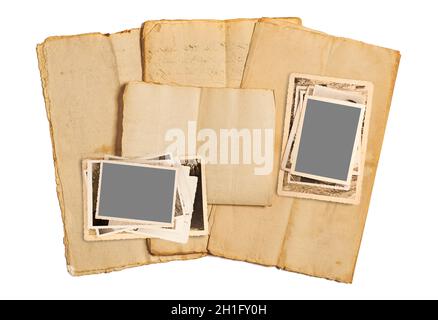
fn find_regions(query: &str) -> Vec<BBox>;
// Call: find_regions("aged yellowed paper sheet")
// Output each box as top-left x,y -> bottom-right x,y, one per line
37,30 -> 204,275
121,82 -> 275,206
142,17 -> 302,256
207,21 -> 400,283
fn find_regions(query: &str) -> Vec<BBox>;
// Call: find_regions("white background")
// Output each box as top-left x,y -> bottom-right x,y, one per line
0,0 -> 437,300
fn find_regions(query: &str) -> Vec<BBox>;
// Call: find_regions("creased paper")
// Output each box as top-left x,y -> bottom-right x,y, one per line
121,82 -> 275,206
141,17 -> 302,256
208,21 -> 400,283
37,30 -> 204,275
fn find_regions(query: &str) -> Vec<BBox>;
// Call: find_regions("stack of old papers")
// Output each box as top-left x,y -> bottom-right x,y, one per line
37,17 -> 400,282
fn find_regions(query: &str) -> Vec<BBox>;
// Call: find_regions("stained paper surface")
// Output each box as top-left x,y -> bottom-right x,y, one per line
208,21 -> 400,283
142,17 -> 302,256
37,30 -> 204,275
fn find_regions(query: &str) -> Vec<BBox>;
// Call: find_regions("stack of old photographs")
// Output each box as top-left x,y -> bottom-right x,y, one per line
277,74 -> 373,204
82,153 -> 208,243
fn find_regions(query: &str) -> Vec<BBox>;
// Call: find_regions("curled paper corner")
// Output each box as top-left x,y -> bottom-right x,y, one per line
67,264 -> 77,276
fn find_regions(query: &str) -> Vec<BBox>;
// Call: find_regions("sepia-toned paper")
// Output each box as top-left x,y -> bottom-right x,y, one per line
143,19 -> 400,282
207,21 -> 400,283
142,17 -> 302,256
121,82 -> 275,206
37,30 -> 204,275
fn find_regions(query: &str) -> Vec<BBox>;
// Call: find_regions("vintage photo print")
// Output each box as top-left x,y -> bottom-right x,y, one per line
180,156 -> 209,236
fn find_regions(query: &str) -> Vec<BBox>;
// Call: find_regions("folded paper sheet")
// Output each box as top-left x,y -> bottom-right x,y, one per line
37,30 -> 204,275
141,17 -> 302,256
207,21 -> 400,283
121,82 -> 275,206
